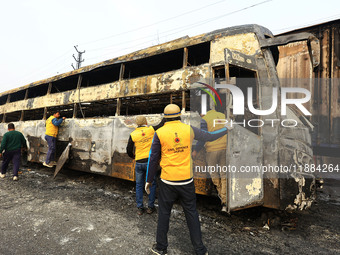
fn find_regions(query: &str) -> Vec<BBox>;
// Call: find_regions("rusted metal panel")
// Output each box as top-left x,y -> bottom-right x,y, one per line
111,151 -> 135,181
330,27 -> 340,146
278,20 -> 340,152
54,143 -> 71,178
318,30 -> 332,146
277,22 -> 340,151
277,42 -> 314,113
260,32 -> 320,68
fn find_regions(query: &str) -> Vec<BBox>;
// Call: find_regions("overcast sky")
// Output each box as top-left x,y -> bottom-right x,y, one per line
0,0 -> 339,93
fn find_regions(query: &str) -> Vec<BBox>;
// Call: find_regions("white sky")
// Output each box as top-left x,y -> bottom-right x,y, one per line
0,0 -> 339,93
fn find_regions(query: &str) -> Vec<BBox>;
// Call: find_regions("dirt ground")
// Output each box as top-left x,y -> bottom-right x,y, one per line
0,164 -> 339,255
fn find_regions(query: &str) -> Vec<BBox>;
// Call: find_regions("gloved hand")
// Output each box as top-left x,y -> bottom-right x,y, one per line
225,121 -> 234,130
145,182 -> 152,195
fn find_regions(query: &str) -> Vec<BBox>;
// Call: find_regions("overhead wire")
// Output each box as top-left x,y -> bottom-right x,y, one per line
87,0 -> 272,53
15,49 -> 73,85
273,13 -> 340,33
2,0 -> 229,90
85,0 -> 273,63
81,0 -> 227,45
4,0 -> 277,89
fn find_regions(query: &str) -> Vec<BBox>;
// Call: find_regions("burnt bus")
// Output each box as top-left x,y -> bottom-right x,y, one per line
0,24 -> 320,212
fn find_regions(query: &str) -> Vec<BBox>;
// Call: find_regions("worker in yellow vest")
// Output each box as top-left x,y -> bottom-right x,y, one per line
43,111 -> 65,168
126,116 -> 164,215
193,109 -> 227,212
145,104 -> 232,255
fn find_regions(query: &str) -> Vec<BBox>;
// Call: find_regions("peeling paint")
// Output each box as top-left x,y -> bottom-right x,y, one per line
246,178 -> 262,197
211,33 -> 260,64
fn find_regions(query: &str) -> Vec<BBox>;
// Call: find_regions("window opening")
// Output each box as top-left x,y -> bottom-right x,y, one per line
187,42 -> 210,66
81,64 -> 121,88
123,49 -> 183,79
27,84 -> 49,98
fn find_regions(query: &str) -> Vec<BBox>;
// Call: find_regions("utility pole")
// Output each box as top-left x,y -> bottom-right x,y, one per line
71,45 -> 85,70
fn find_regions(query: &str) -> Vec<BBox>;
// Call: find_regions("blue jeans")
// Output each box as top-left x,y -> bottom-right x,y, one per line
45,135 -> 56,164
135,162 -> 156,208
1,149 -> 21,177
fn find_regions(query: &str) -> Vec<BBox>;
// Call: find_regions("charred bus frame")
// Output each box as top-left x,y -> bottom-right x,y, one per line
0,25 -> 320,212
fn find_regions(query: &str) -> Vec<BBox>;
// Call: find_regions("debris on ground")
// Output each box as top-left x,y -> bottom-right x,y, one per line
0,164 -> 339,254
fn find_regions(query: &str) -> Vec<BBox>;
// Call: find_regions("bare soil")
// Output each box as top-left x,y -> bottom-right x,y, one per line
0,164 -> 339,255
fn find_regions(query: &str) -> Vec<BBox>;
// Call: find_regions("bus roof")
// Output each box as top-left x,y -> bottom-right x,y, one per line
0,24 -> 272,97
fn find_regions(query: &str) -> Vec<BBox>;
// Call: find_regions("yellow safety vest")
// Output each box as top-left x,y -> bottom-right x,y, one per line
156,120 -> 194,181
130,126 -> 155,161
45,116 -> 59,137
202,110 -> 227,152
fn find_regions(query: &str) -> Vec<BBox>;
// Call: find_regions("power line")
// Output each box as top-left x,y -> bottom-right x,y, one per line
5,0 -> 273,88
18,0 -> 272,80
81,0 -> 227,45
273,13 -> 340,34
86,0 -> 273,62
14,49 -> 73,84
87,0 -> 272,53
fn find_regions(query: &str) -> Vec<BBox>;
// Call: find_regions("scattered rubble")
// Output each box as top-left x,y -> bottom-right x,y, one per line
0,164 -> 339,254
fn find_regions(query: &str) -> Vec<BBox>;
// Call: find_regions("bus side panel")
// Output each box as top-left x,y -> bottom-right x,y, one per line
111,117 -> 135,181
59,119 -> 114,176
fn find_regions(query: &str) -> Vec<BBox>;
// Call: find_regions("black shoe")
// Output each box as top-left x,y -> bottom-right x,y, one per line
137,207 -> 144,215
150,244 -> 167,255
146,207 -> 155,214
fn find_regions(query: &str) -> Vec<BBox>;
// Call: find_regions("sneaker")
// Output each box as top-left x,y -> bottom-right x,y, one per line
150,244 -> 167,255
221,204 -> 227,212
146,207 -> 155,214
43,162 -> 53,168
137,207 -> 144,215
13,176 -> 18,181
0,173 -> 5,178
51,161 -> 57,166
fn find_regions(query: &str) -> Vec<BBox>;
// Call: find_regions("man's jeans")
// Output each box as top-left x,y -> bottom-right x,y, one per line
45,135 -> 56,164
1,149 -> 21,177
135,162 -> 156,208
